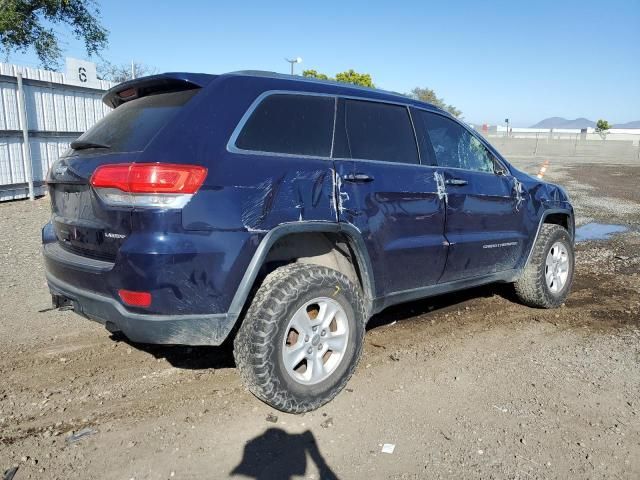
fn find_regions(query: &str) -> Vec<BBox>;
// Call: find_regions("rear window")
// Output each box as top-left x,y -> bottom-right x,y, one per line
72,89 -> 198,154
342,100 -> 419,164
234,94 -> 335,157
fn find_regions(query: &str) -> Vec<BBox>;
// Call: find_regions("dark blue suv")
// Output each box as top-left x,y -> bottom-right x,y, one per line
43,71 -> 574,412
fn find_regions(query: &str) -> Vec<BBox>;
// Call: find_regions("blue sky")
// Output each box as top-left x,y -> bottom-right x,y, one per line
7,0 -> 640,126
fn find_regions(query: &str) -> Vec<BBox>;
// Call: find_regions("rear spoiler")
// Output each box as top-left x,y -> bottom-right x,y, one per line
102,73 -> 217,108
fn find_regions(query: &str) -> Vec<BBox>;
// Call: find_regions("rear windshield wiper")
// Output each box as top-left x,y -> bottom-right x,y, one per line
70,140 -> 111,150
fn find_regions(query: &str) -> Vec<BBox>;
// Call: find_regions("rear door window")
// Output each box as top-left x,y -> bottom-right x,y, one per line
234,94 -> 335,157
71,89 -> 198,154
339,99 -> 419,164
416,111 -> 494,173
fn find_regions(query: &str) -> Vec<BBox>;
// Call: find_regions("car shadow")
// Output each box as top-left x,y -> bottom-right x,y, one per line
110,332 -> 236,370
115,282 -> 515,370
230,428 -> 339,479
366,282 -> 512,330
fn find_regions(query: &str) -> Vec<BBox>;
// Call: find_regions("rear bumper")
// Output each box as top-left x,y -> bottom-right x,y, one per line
41,216 -> 259,345
42,220 -> 257,317
46,271 -> 237,346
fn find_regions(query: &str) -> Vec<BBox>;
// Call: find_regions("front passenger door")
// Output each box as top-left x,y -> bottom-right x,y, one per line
414,110 -> 528,282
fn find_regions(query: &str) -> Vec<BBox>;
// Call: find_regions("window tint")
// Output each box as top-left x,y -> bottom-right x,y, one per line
235,94 -> 335,156
342,100 -> 419,164
72,89 -> 198,154
417,111 -> 494,173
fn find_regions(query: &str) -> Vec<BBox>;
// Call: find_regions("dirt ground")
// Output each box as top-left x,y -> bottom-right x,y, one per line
1,158 -> 639,480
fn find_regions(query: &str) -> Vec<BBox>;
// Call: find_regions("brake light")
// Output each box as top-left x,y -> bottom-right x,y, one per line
118,289 -> 152,307
90,163 -> 207,208
118,88 -> 137,99
92,163 -> 206,193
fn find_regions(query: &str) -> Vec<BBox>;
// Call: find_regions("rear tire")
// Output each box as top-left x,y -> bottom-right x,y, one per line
233,263 -> 365,413
514,224 -> 574,308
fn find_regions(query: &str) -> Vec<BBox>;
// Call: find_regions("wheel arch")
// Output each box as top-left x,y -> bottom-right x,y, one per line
543,211 -> 574,240
227,222 -> 376,323
520,207 -> 574,272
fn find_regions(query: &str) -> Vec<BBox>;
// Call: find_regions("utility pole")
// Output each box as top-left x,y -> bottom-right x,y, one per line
285,57 -> 302,75
131,60 -> 136,80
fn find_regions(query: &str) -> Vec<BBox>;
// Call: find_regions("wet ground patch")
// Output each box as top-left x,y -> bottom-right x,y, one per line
575,222 -> 628,242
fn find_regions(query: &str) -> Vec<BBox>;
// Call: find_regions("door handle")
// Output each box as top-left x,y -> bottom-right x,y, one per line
343,173 -> 374,183
444,178 -> 468,186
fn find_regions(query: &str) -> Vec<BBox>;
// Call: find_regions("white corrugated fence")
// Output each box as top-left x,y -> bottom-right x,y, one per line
0,62 -> 115,201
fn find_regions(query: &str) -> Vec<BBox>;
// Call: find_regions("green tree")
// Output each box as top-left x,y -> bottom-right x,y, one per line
0,0 -> 108,70
302,69 -> 329,81
595,119 -> 611,139
302,68 -> 374,88
335,69 -> 374,88
408,87 -> 462,117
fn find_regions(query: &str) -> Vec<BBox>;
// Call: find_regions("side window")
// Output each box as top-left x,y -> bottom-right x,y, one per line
466,135 -> 495,173
417,111 -> 494,173
341,100 -> 419,164
235,94 -> 335,157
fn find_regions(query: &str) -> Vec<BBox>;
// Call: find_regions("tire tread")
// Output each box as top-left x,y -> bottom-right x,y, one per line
233,263 -> 365,413
514,224 -> 573,308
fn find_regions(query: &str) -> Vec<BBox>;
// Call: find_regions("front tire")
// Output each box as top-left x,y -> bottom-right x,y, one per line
514,224 -> 574,308
233,263 -> 365,413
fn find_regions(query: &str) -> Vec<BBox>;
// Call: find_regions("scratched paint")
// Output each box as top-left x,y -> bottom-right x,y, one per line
434,171 -> 447,201
240,177 -> 286,229
335,173 -> 349,215
512,178 -> 525,212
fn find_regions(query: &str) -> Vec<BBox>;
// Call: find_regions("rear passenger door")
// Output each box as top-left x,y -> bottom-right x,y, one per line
333,98 -> 448,297
413,110 -> 528,282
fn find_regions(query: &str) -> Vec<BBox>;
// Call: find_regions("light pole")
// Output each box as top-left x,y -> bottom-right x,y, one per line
285,57 -> 302,75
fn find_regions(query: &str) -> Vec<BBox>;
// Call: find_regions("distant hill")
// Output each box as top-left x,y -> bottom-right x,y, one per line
613,120 -> 640,128
530,117 -> 640,129
530,117 -> 596,129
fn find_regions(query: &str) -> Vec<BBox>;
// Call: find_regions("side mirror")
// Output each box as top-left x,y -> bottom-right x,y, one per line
492,156 -> 508,176
495,165 -> 508,176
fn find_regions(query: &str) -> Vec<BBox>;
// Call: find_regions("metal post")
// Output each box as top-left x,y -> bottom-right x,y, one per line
285,58 -> 301,76
286,59 -> 295,75
16,72 -> 34,201
131,60 -> 136,79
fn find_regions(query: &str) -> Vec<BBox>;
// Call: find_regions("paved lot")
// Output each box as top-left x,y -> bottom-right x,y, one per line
1,157 -> 639,479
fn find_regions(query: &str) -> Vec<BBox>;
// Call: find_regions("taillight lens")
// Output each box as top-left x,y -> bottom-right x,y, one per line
118,289 -> 152,307
91,163 -> 207,208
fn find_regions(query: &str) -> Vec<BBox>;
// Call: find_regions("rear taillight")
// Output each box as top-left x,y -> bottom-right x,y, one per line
90,163 -> 207,208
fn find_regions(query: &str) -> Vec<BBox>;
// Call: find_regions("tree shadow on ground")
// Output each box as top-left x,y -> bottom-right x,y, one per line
230,428 -> 338,480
